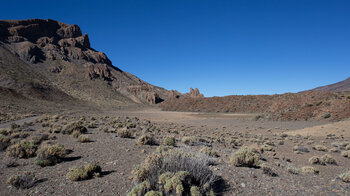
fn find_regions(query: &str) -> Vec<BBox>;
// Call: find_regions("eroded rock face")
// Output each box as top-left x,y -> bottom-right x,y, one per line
187,88 -> 204,98
0,19 -> 169,104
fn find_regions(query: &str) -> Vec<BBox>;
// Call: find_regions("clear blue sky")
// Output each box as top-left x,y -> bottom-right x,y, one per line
2,0 -> 350,97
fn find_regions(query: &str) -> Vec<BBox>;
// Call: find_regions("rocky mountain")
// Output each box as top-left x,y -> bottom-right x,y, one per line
309,77 -> 350,92
0,19 -> 169,108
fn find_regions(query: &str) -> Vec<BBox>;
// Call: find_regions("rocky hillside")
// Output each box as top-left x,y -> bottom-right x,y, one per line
161,91 -> 350,121
309,77 -> 350,92
0,19 -> 169,108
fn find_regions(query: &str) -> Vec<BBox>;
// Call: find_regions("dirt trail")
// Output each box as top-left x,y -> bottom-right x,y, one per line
0,116 -> 39,129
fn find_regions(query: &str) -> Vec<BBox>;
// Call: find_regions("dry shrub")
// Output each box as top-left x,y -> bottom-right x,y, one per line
301,166 -> 319,174
164,136 -> 176,147
129,149 -> 218,195
67,163 -> 101,181
312,145 -> 327,151
35,144 -> 66,167
117,128 -> 132,138
341,150 -> 350,158
230,146 -> 260,167
6,140 -> 38,158
200,147 -> 219,158
7,172 -> 36,189
138,135 -> 157,145
0,134 -> 11,151
62,121 -> 87,135
339,171 -> 350,183
78,135 -> 91,143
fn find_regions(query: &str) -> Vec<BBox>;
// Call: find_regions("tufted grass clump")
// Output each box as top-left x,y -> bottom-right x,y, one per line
341,150 -> 350,158
138,135 -> 157,145
78,135 -> 91,143
117,128 -> 132,138
6,140 -> 38,158
339,171 -> 350,183
7,172 -> 36,189
129,149 -> 218,195
200,147 -> 219,157
313,145 -> 327,151
164,136 -> 176,147
67,163 -> 102,181
230,146 -> 260,167
301,166 -> 319,174
35,144 -> 66,167
62,121 -> 87,135
0,134 -> 11,151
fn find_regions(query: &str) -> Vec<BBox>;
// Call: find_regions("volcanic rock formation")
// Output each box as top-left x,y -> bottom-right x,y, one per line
0,19 -> 169,105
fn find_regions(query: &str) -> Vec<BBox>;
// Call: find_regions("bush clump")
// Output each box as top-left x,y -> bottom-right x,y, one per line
200,147 -> 219,157
117,128 -> 132,138
6,140 -> 38,158
230,146 -> 260,167
35,144 -> 66,167
7,172 -> 36,189
164,136 -> 176,147
341,150 -> 350,158
301,166 -> 319,174
67,163 -> 102,181
63,121 -> 87,135
0,134 -> 11,151
138,135 -> 157,145
129,149 -> 218,195
313,145 -> 327,151
339,171 -> 350,183
78,135 -> 91,143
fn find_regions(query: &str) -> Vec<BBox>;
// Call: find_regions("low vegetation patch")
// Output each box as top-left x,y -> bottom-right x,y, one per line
138,135 -> 157,145
7,172 -> 36,189
312,145 -> 328,152
63,121 -> 87,135
200,147 -> 219,157
6,140 -> 38,158
117,128 -> 132,138
129,149 -> 218,195
339,171 -> 350,183
35,144 -> 66,167
301,166 -> 319,175
78,135 -> 91,143
230,146 -> 260,167
164,136 -> 176,147
67,163 -> 102,181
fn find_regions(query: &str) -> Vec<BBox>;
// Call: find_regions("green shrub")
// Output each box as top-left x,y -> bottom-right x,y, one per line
164,136 -> 176,147
67,163 -> 102,181
35,144 -> 66,167
230,146 -> 260,167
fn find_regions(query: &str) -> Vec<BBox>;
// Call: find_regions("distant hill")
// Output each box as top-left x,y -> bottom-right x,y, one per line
309,77 -> 350,92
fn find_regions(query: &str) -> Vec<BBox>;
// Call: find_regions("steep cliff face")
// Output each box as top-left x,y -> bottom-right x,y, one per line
0,19 -> 169,105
